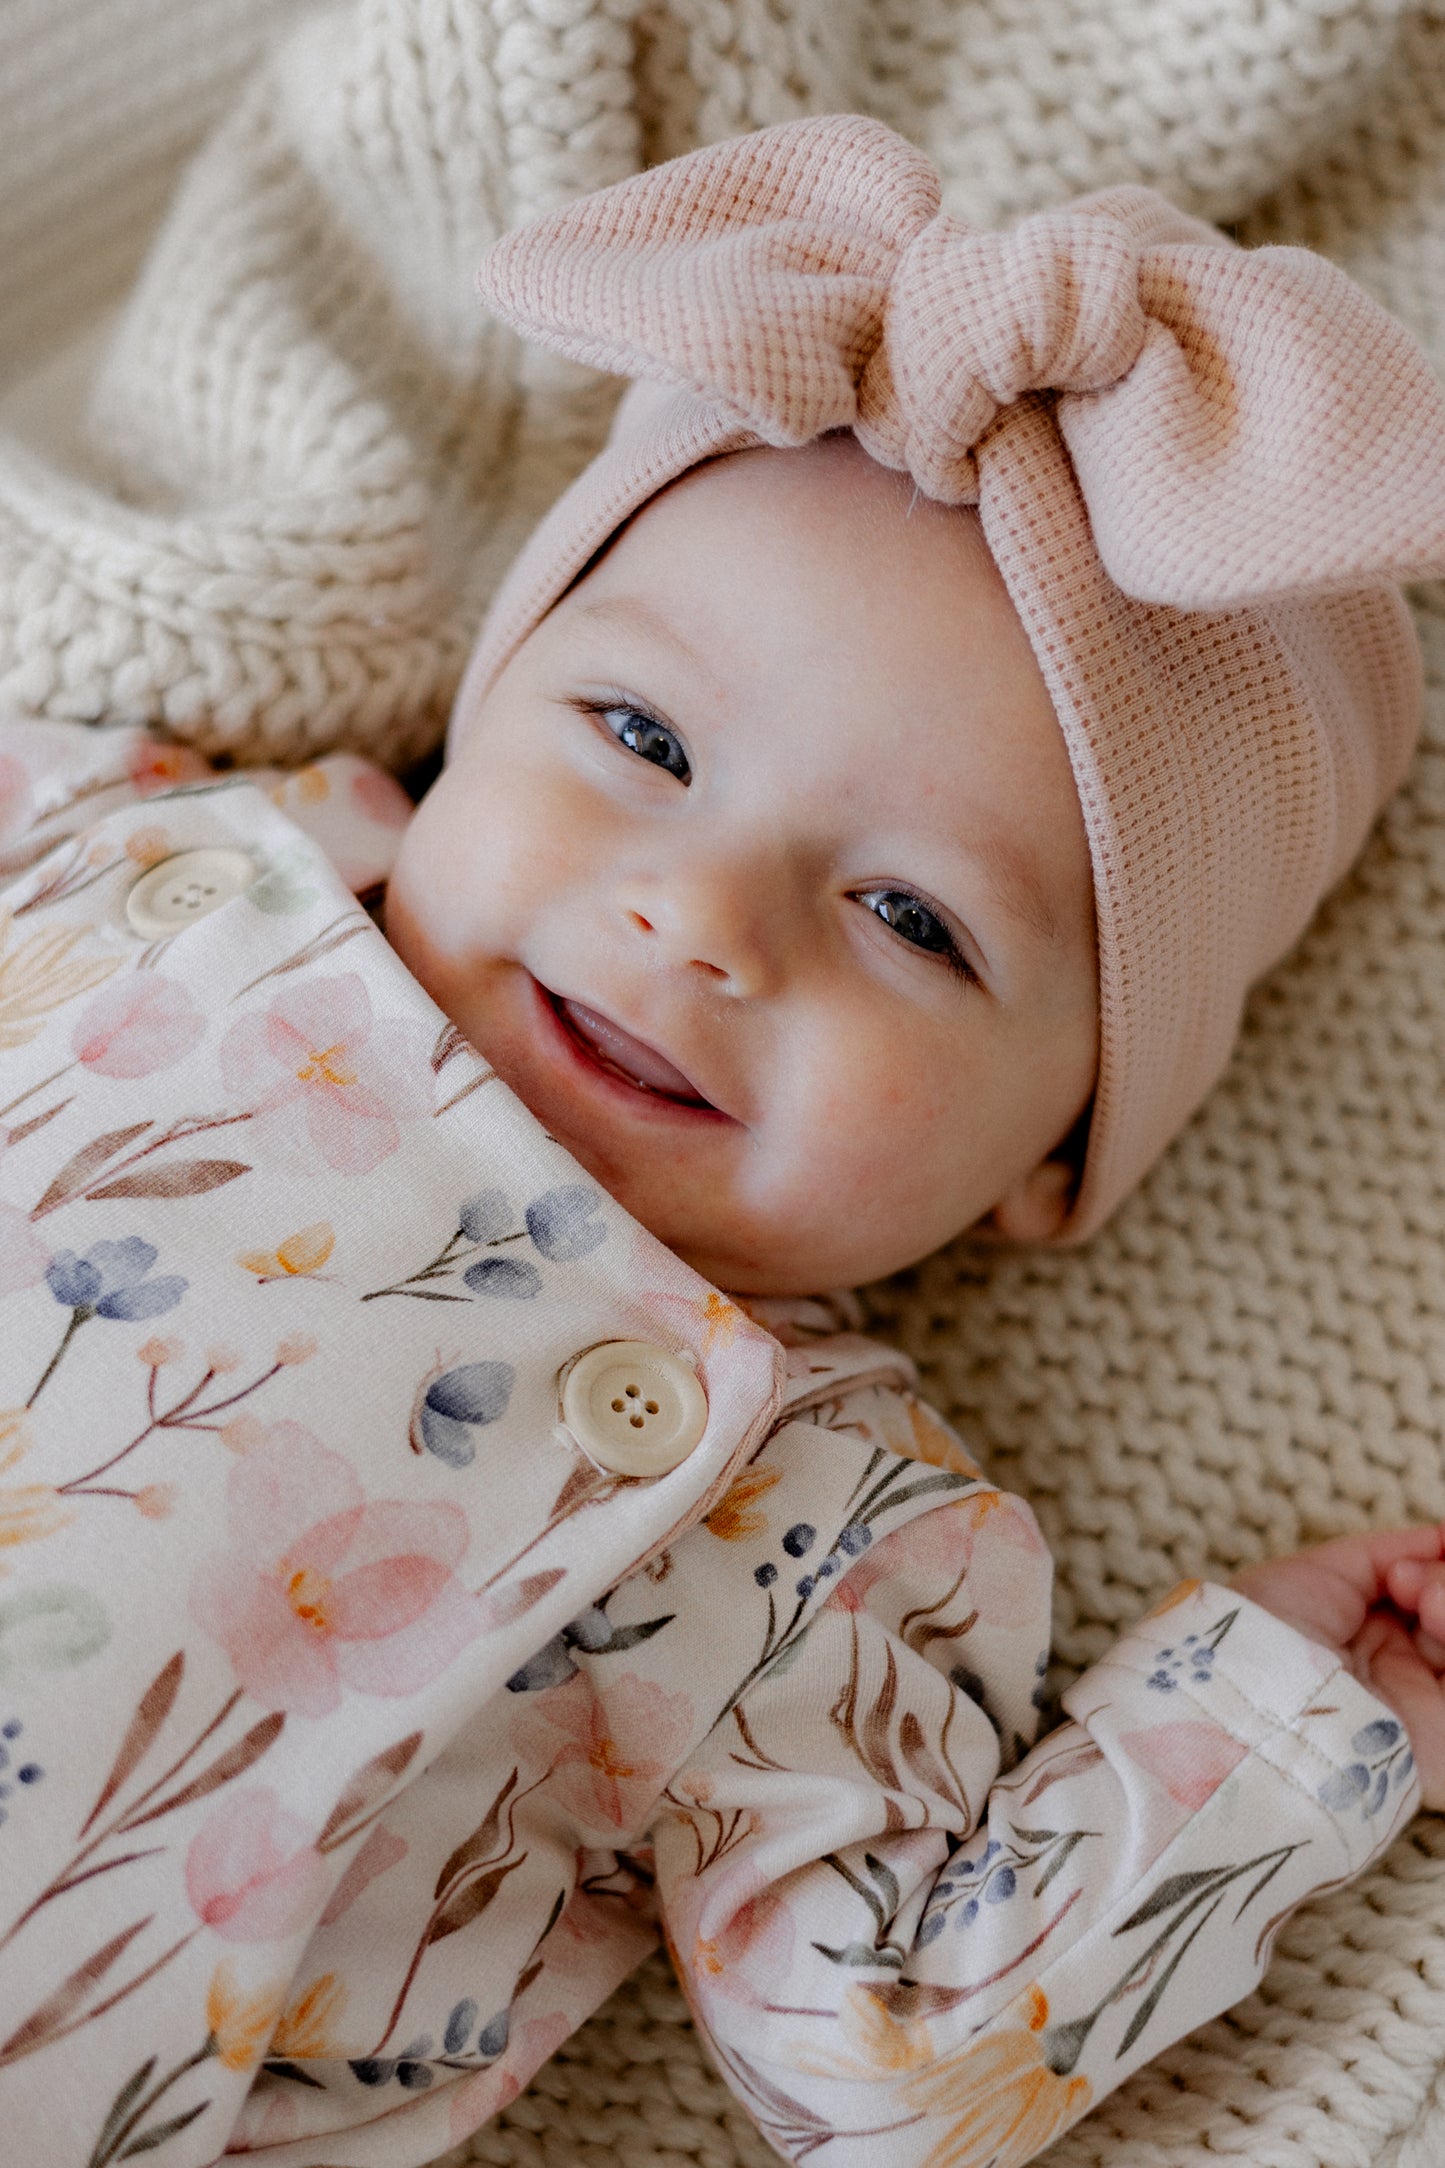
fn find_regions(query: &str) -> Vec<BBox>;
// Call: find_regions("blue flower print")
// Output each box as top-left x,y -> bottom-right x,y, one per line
1146,1633 -> 1221,1694
46,1238 -> 186,1322
506,1593 -> 677,1692
457,1189 -> 513,1244
365,1183 -> 607,1304
525,1186 -> 607,1263
415,1361 -> 515,1467
346,1999 -> 513,2091
476,2010 -> 510,2058
0,1715 -> 42,1830
463,1256 -> 543,1300
1317,1717 -> 1414,1819
29,1237 -> 187,1405
350,2035 -> 434,2090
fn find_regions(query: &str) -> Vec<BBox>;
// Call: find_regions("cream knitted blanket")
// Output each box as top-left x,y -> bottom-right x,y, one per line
3,4 -> 1445,2164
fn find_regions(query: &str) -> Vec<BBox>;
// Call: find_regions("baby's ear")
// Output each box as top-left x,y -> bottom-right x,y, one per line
973,1155 -> 1075,1245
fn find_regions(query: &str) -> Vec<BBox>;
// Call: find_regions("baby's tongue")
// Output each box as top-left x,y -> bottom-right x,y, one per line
560,999 -> 703,1099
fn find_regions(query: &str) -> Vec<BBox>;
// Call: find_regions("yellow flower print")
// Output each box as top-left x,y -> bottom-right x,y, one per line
698,1289 -> 745,1353
796,1983 -> 1091,2167
124,826 -> 173,869
205,1961 -> 285,2073
705,1464 -> 782,1542
0,1486 -> 72,1559
795,1981 -> 936,2082
894,1399 -> 982,1480
0,1409 -> 30,1474
902,1985 -> 1092,2168
271,765 -> 331,810
0,908 -> 117,1051
0,1410 -> 71,1567
270,1971 -> 347,2060
237,1222 -> 335,1285
1144,1578 -> 1204,1619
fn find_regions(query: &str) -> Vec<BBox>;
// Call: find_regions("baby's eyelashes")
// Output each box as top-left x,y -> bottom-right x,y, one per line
854,886 -> 979,986
586,697 -> 692,784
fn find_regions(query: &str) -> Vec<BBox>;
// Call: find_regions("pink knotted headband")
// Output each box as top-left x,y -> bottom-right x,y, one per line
455,113 -> 1445,1242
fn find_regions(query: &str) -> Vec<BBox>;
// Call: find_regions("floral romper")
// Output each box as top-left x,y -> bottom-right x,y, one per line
0,719 -> 1416,2168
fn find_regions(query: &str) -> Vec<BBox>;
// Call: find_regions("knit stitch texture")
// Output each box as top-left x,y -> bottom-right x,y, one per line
2,3 -> 1445,2165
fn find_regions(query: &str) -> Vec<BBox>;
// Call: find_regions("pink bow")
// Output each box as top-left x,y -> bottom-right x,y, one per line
478,114 -> 1445,608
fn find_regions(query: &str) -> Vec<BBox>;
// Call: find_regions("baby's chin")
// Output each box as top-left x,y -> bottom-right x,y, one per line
592,1162 -> 974,1295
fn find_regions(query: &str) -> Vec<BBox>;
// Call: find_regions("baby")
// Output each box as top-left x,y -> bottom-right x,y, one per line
4,111 -> 1445,2168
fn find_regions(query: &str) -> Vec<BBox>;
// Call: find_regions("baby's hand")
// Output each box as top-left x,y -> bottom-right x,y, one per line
1233,1524 -> 1445,1811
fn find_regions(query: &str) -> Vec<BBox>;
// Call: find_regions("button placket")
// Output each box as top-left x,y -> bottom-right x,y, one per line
124,847 -> 257,938
561,1341 -> 709,1478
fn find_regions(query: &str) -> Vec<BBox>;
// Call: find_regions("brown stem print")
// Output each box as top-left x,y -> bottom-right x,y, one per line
368,1765 -> 552,2055
0,1653 -> 283,1957
56,1346 -> 293,1499
30,1111 -> 253,1219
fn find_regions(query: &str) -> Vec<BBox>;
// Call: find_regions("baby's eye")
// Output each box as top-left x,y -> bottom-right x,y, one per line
856,887 -> 973,979
597,702 -> 692,785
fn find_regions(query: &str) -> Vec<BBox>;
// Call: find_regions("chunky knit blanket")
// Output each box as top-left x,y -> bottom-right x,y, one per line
3,4 -> 1445,2164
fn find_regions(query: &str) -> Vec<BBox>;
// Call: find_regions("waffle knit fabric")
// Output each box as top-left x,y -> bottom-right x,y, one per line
2,4 -> 1445,2166
458,112 -> 1445,1242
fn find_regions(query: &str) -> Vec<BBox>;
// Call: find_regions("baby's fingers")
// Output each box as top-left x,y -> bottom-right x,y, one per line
1351,1615 -> 1445,1810
1319,1524 -> 1445,1602
1385,1555 -> 1445,1642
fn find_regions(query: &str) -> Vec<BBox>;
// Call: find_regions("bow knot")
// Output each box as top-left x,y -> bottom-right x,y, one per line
478,112 -> 1445,607
858,206 -> 1156,502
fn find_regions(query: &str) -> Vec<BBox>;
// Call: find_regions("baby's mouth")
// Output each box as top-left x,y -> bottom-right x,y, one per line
548,991 -> 714,1107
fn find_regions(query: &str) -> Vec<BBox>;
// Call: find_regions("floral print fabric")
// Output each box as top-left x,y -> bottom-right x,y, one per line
0,721 -> 1418,2168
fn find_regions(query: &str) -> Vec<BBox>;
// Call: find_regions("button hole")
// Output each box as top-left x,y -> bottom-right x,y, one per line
625,1384 -> 640,1398
611,1398 -> 625,1412
644,1401 -> 659,1414
630,1415 -> 644,1429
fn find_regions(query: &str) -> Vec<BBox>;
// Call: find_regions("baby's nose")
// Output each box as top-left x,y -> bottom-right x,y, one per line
622,863 -> 779,997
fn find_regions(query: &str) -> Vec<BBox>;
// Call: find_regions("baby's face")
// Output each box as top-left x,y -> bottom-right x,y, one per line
386,437 -> 1098,1293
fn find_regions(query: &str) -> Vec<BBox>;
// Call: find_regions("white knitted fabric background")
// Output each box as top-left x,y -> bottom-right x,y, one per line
2,4 -> 1445,2165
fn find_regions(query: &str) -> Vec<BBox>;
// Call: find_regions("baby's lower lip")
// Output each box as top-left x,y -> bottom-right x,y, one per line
536,982 -> 719,1111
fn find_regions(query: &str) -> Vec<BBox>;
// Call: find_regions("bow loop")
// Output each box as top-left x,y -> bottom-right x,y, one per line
478,113 -> 1445,603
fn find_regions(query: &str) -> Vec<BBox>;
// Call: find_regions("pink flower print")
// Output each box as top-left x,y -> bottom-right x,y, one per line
516,1672 -> 693,1834
185,1786 -> 328,1942
1121,1721 -> 1249,1813
71,974 -> 205,1077
219,973 -> 433,1177
318,1822 -> 408,1927
828,1492 -> 1048,1633
446,2012 -> 573,2139
126,737 -> 212,796
191,1424 -> 481,1716
1120,1720 -> 1249,1869
350,764 -> 413,830
952,1491 -> 1050,1631
0,1202 -> 48,1299
690,1881 -> 798,2017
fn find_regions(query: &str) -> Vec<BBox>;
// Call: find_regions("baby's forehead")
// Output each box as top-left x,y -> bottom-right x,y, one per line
525,443 -> 1098,967
556,438 -> 1014,670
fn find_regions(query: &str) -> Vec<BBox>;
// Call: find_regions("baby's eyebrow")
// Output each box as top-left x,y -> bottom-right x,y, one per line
573,593 -> 722,691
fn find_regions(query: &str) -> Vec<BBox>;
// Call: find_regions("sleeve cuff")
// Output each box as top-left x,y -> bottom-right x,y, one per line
1066,1579 -> 1420,1876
